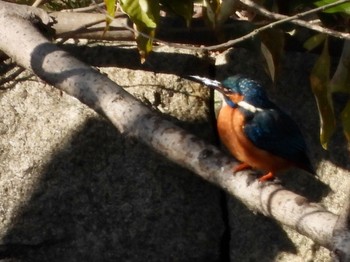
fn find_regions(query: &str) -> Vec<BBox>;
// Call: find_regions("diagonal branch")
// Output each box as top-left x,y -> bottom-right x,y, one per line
240,0 -> 350,39
205,0 -> 350,51
0,0 -> 342,251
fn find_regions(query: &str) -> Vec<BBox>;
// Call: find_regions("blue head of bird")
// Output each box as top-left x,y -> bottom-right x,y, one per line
220,75 -> 274,110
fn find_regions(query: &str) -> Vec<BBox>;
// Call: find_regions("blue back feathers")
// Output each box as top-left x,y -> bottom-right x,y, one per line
244,109 -> 314,173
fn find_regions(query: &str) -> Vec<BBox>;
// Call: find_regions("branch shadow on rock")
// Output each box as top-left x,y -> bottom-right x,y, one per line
0,117 -> 298,261
0,117 -> 222,261
60,44 -> 211,77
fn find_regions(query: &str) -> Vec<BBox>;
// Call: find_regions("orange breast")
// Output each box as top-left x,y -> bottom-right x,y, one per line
217,106 -> 292,172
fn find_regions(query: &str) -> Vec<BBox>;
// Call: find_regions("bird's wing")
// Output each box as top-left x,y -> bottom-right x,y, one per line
243,108 -> 313,171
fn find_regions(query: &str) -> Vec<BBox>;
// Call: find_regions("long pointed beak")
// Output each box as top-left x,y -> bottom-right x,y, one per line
187,75 -> 228,96
187,75 -> 241,109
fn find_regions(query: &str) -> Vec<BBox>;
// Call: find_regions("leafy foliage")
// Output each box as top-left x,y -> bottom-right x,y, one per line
119,0 -> 159,61
202,0 -> 237,28
104,0 -> 116,32
28,0 -> 349,146
102,0 -> 349,145
161,0 -> 193,26
314,0 -> 350,14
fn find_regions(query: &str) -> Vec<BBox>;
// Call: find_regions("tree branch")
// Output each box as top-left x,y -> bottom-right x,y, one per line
0,0 -> 343,252
205,0 -> 350,51
240,0 -> 350,39
50,12 -> 220,47
61,2 -> 105,12
51,12 -> 133,41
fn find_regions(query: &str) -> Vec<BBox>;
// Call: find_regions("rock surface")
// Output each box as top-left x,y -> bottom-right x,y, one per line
0,44 -> 224,261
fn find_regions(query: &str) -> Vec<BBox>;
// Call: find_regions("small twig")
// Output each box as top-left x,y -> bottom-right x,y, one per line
0,66 -> 29,90
121,22 -> 202,50
56,18 -> 107,44
55,12 -> 127,44
204,0 -> 350,51
240,0 -> 350,40
32,0 -> 47,8
61,2 -> 105,12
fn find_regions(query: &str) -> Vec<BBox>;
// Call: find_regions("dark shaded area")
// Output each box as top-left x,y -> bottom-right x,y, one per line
156,18 -> 261,50
227,197 -> 297,261
156,16 -> 345,57
0,116 -> 298,262
60,43 -> 210,77
0,118 -> 224,261
156,17 -> 221,46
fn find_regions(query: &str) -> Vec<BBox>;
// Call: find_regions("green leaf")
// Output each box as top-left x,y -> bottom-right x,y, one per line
330,41 -> 350,94
314,0 -> 350,14
261,43 -> 275,82
216,0 -> 237,27
332,41 -> 350,143
119,0 -> 160,60
120,0 -> 159,28
161,0 -> 193,27
341,100 -> 350,142
203,0 -> 237,29
104,0 -> 116,32
135,25 -> 155,63
203,0 -> 220,28
303,33 -> 327,51
260,29 -> 285,82
310,38 -> 336,149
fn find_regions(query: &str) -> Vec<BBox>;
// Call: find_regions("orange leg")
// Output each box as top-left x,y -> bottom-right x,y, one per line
258,172 -> 275,182
233,163 -> 252,173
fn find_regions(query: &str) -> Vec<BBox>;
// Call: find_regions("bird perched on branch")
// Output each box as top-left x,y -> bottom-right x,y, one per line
189,75 -> 315,182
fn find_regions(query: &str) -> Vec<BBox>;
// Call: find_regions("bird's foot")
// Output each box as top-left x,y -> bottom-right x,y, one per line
233,163 -> 252,173
258,172 -> 275,182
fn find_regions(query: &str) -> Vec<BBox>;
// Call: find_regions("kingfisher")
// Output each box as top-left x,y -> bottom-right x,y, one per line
189,75 -> 315,181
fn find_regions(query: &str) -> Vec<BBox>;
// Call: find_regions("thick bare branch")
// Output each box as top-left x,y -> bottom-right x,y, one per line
0,0 -> 342,252
50,12 -> 220,47
51,12 -> 134,41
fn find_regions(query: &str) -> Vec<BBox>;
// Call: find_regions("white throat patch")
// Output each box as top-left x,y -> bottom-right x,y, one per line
218,92 -> 263,113
237,101 -> 263,113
